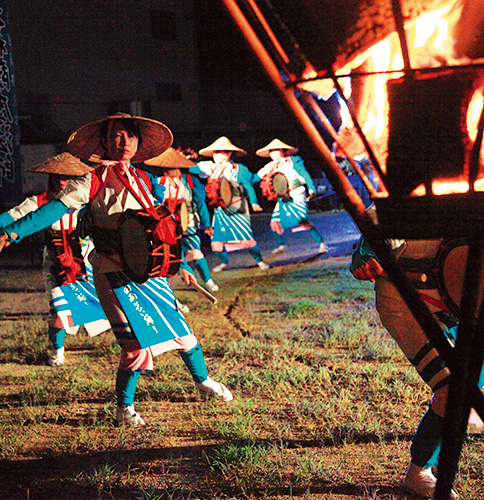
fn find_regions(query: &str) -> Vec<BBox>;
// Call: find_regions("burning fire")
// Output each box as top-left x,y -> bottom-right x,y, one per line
328,0 -> 484,197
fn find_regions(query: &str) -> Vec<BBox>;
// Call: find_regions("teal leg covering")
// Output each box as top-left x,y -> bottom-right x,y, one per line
214,250 -> 229,265
248,244 -> 263,263
449,325 -> 484,388
410,407 -> 443,468
272,230 -> 285,246
179,343 -> 208,384
116,369 -> 141,407
308,226 -> 324,244
194,258 -> 212,283
48,327 -> 66,350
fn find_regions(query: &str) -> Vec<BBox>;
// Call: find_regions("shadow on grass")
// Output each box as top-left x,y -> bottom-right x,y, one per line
0,438 -> 410,500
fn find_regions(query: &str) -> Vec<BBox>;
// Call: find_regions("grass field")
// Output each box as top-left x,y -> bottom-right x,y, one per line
0,256 -> 482,499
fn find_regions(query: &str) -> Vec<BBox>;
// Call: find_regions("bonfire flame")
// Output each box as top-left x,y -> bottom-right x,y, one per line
328,0 -> 484,197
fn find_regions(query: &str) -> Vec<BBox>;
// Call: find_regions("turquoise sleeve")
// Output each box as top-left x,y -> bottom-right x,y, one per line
0,211 -> 15,230
238,164 -> 259,205
293,156 -> 316,192
191,175 -> 211,227
151,183 -> 166,204
2,199 -> 69,243
189,165 -> 203,175
180,251 -> 192,273
350,237 -> 379,272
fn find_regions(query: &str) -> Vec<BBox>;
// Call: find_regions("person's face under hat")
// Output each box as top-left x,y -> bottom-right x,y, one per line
269,149 -> 286,161
164,167 -> 182,179
213,150 -> 232,163
106,121 -> 139,162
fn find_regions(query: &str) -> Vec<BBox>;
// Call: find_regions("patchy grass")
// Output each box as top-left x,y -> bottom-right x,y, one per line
0,256 -> 482,499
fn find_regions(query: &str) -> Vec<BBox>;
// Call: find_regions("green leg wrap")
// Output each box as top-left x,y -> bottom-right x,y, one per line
248,244 -> 263,263
194,258 -> 212,283
308,226 -> 324,244
214,250 -> 229,265
48,327 -> 66,350
272,231 -> 285,246
410,407 -> 443,469
179,343 -> 208,384
116,369 -> 141,407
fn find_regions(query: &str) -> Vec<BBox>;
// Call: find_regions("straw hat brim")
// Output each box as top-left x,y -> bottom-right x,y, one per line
67,113 -> 173,163
256,138 -> 298,158
28,152 -> 93,176
144,147 -> 197,169
198,136 -> 247,157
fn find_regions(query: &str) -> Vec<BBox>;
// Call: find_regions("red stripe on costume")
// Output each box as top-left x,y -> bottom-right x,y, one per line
36,191 -> 50,207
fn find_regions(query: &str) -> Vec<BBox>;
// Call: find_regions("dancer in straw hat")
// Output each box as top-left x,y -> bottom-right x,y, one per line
0,114 -> 233,425
189,136 -> 269,272
145,147 -> 220,293
0,152 -> 110,366
253,139 -> 328,255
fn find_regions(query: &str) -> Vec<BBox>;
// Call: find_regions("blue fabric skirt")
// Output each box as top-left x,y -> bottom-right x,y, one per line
182,227 -> 202,252
56,279 -> 108,327
272,199 -> 309,230
212,207 -> 255,242
107,272 -> 192,349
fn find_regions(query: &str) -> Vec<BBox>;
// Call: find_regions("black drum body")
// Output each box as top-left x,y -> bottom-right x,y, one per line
118,207 -> 182,283
436,239 -> 484,318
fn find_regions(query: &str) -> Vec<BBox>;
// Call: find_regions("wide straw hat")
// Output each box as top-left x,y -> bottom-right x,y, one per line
144,147 -> 197,169
256,138 -> 299,158
67,113 -> 173,163
198,136 -> 247,157
28,152 -> 93,176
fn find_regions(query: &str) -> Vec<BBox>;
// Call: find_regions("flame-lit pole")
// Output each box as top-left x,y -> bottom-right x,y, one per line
390,0 -> 413,75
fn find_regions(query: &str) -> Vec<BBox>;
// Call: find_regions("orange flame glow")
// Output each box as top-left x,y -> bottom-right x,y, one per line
336,0 -> 484,197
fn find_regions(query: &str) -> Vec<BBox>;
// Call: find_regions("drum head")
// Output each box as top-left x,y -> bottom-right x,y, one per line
437,240 -> 484,317
179,201 -> 189,232
219,178 -> 233,206
119,213 -> 152,283
271,172 -> 289,196
219,177 -> 244,214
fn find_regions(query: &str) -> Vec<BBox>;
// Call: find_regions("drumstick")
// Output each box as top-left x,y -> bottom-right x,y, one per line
191,281 -> 218,304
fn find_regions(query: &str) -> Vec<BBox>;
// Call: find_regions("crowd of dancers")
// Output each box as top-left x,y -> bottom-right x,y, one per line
0,112 -> 480,498
0,113 -> 327,422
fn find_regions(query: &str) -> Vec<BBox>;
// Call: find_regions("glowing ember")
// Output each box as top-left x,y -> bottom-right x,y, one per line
335,0 -> 484,198
335,0 -> 468,171
467,90 -> 484,142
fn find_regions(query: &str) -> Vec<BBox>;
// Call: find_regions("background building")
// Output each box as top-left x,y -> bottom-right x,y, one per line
4,0 -> 339,201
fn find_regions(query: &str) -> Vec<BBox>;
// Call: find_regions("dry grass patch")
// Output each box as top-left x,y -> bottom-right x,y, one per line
0,257 -> 483,499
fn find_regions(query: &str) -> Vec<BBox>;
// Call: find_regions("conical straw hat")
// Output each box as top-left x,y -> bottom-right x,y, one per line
28,152 -> 93,176
198,136 -> 247,157
256,138 -> 298,158
144,147 -> 197,169
67,113 -> 173,163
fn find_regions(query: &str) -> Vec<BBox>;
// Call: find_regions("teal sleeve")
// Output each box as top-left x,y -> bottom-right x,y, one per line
180,251 -> 192,273
0,211 -> 15,230
191,175 -> 211,227
350,237 -> 379,272
2,199 -> 69,243
292,156 -> 316,192
136,169 -> 166,204
252,172 -> 262,183
189,165 -> 203,175
237,164 -> 259,206
151,183 -> 166,204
